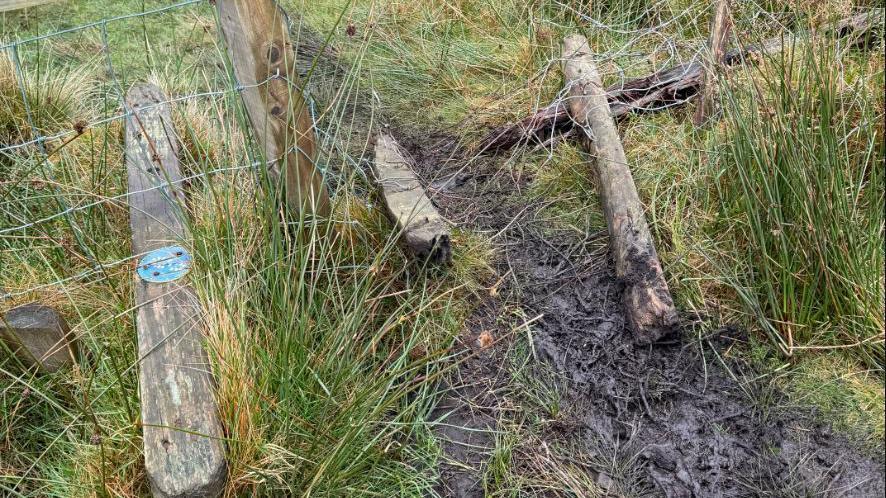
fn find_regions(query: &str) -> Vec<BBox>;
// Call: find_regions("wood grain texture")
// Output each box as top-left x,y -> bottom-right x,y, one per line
125,83 -> 226,498
373,132 -> 451,264
0,303 -> 76,373
562,35 -> 678,343
0,0 -> 58,12
216,0 -> 331,217
693,0 -> 732,126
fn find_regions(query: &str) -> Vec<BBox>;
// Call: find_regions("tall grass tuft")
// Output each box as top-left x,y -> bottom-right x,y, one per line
186,166 -> 486,494
718,40 -> 884,368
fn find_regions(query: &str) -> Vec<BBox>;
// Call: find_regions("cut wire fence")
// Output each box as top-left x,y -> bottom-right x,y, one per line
0,0 -> 720,302
0,0 -> 372,304
1,1 -> 882,495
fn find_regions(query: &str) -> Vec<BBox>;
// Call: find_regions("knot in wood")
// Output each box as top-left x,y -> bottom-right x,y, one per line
266,43 -> 281,64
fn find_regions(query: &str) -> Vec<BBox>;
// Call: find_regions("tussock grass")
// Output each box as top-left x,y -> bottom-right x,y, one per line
1,0 -> 884,495
3,2 -> 495,495
0,52 -> 89,146
188,185 -> 489,494
718,40 -> 884,367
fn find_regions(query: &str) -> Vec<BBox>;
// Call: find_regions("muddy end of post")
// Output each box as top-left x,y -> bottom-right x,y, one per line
620,229 -> 680,343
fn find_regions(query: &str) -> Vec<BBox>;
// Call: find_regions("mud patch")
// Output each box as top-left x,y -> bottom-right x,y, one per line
399,129 -> 885,497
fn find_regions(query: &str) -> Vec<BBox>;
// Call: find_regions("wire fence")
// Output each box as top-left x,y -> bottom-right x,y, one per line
0,0 -> 800,303
0,0 -> 378,302
5,3 -> 884,494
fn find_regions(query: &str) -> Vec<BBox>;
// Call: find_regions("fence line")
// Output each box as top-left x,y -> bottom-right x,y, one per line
1,0 -> 713,299
0,0 -> 204,51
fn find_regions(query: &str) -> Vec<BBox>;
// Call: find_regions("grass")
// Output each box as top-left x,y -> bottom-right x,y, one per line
718,39 -> 884,367
187,183 -> 490,494
3,1 -> 495,495
1,0 -> 884,495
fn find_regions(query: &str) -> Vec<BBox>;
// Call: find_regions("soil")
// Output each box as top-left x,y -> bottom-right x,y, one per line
395,129 -> 886,498
294,14 -> 885,495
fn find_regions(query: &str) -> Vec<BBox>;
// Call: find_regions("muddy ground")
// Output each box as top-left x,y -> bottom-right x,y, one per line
394,129 -> 886,497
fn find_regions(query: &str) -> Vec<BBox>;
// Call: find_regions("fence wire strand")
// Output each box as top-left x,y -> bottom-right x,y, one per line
1,0 -> 727,302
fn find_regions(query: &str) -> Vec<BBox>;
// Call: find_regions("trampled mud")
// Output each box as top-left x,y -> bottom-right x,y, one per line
398,130 -> 886,497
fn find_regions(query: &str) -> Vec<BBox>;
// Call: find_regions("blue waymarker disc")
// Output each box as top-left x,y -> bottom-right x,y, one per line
137,245 -> 192,283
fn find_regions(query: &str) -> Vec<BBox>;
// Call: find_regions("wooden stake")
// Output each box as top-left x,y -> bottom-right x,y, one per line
216,0 -> 331,218
693,0 -> 732,126
125,83 -> 226,498
562,35 -> 678,342
0,303 -> 76,373
0,0 -> 58,12
373,132 -> 451,264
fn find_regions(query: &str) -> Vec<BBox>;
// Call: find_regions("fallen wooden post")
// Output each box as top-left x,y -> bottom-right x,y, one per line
125,83 -> 226,498
563,34 -> 678,342
373,132 -> 451,264
216,0 -> 331,218
478,10 -> 884,153
0,303 -> 77,372
0,0 -> 59,12
693,0 -> 732,126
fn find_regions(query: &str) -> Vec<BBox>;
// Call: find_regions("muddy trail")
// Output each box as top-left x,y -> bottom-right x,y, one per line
392,129 -> 886,497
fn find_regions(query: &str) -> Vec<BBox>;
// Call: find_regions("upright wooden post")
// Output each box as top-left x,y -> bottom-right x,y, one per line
216,0 -> 331,217
0,303 -> 77,373
562,35 -> 679,343
125,83 -> 226,497
693,0 -> 732,126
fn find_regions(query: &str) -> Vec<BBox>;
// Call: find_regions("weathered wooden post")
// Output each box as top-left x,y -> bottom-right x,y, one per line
373,132 -> 451,264
0,303 -> 77,372
216,0 -> 331,218
562,34 -> 679,343
0,0 -> 58,12
693,0 -> 732,126
125,83 -> 226,497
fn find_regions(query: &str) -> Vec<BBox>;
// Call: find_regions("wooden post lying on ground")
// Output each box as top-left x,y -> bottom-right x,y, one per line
562,35 -> 678,342
0,303 -> 77,372
216,0 -> 331,218
0,0 -> 58,12
478,10 -> 884,152
693,0 -> 732,126
125,83 -> 226,498
373,132 -> 451,264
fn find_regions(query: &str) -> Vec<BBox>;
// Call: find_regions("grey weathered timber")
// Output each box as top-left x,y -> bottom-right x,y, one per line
693,0 -> 732,126
479,10 -> 885,152
0,0 -> 58,12
562,35 -> 678,342
125,83 -> 226,498
373,132 -> 451,264
216,0 -> 331,217
0,303 -> 76,372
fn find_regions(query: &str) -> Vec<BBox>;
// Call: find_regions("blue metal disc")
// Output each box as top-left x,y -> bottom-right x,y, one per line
137,245 -> 192,283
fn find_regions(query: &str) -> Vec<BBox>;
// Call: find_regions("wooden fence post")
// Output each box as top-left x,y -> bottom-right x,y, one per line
373,132 -> 451,264
0,303 -> 77,373
216,0 -> 332,218
693,0 -> 732,126
125,83 -> 226,497
562,35 -> 679,343
0,0 -> 59,13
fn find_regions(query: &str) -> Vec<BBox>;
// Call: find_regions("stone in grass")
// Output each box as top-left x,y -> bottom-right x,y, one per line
0,303 -> 77,372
